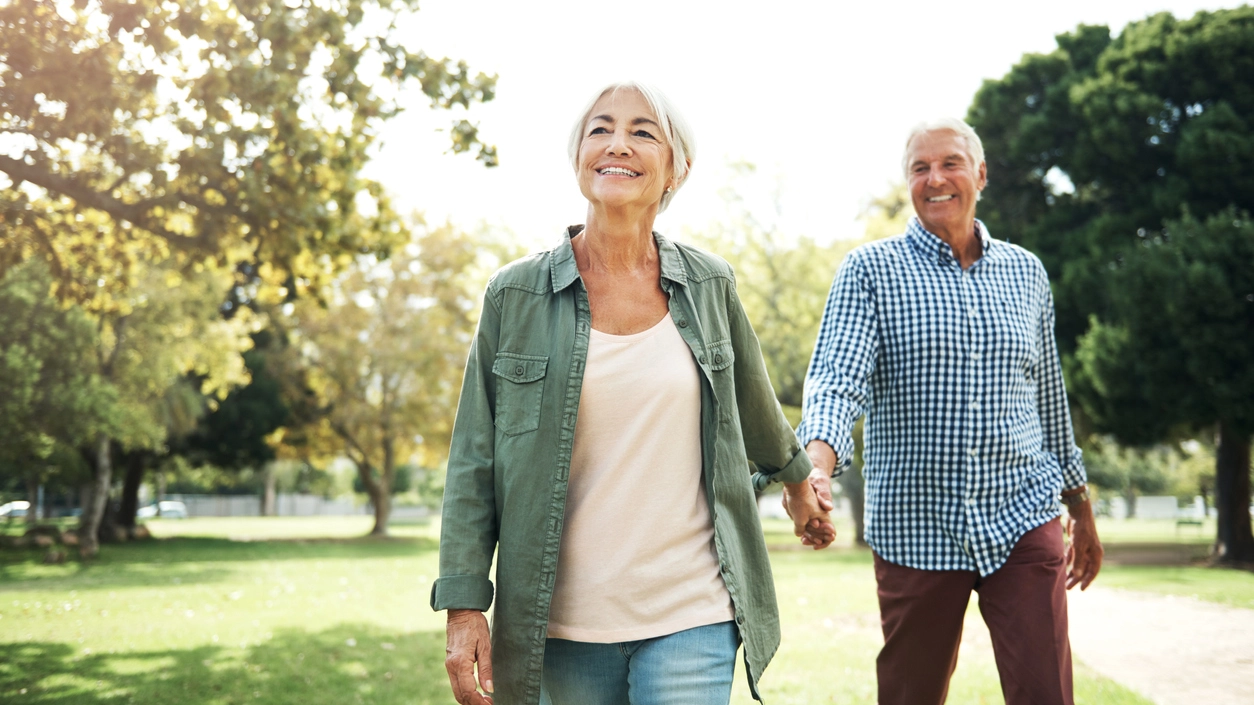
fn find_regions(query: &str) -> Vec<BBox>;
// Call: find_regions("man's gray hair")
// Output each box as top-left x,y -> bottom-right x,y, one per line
568,81 -> 695,213
902,117 -> 986,178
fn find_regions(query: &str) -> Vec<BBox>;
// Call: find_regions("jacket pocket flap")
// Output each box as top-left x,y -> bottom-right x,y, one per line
492,353 -> 549,383
707,340 -> 735,371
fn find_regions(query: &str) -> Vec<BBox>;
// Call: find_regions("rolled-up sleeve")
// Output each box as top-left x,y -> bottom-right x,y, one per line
724,274 -> 813,488
431,286 -> 502,612
1034,279 -> 1087,491
797,252 -> 879,476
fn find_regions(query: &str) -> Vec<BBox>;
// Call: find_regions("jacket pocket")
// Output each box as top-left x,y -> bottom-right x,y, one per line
707,340 -> 735,371
492,352 -> 549,436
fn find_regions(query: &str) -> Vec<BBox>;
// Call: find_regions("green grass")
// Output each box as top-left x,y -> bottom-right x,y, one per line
2,518 -> 449,704
2,515 -> 1249,704
2,516 -> 1163,704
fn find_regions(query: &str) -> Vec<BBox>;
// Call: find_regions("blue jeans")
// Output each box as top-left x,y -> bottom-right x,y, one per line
539,621 -> 739,705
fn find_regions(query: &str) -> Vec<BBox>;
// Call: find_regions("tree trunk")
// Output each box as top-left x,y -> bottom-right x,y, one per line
357,461 -> 391,537
25,478 -> 38,525
261,464 -> 277,516
78,433 -> 113,558
1124,486 -> 1138,520
117,452 -> 145,537
1214,420 -> 1254,563
370,487 -> 390,536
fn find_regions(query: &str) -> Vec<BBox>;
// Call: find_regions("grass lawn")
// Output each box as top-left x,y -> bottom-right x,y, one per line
1089,517 -> 1254,610
2,515 -> 1239,704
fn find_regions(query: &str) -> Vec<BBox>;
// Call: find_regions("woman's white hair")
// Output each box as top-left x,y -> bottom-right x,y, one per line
902,117 -> 986,178
568,81 -> 695,213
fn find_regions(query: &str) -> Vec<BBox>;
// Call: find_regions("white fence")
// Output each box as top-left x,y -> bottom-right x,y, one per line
170,493 -> 363,518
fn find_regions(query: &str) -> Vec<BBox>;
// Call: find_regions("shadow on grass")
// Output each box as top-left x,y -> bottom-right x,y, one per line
0,536 -> 439,592
1,623 -> 452,705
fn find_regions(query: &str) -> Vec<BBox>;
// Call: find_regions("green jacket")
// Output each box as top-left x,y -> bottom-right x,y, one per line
431,227 -> 813,704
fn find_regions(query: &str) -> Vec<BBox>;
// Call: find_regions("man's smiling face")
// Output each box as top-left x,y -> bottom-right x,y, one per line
907,129 -> 987,238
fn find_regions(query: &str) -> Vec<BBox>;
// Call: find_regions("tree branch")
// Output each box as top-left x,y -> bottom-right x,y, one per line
0,155 -> 214,251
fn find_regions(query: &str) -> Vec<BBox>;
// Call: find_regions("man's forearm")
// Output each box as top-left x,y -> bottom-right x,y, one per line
806,440 -> 838,476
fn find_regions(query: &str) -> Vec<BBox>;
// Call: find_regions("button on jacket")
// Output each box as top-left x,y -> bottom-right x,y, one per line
797,218 -> 1086,577
432,226 -> 813,704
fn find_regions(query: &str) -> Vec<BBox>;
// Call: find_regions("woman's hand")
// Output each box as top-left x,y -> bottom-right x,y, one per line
445,609 -> 494,705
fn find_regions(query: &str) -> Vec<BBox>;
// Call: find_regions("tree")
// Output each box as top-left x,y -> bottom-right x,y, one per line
1,0 -> 496,307
280,222 -> 496,535
0,261 -> 112,519
1,0 -> 496,554
76,262 -> 255,555
968,9 -> 1254,562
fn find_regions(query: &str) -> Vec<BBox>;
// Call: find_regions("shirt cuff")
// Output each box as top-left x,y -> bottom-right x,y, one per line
797,421 -> 854,477
1060,448 -> 1087,493
430,574 -> 494,612
750,446 -> 814,491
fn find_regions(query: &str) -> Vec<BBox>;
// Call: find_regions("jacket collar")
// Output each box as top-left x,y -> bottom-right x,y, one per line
550,224 -> 688,292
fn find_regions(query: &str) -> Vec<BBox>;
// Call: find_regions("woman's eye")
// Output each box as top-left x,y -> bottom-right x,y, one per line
589,127 -> 609,135
635,130 -> 656,140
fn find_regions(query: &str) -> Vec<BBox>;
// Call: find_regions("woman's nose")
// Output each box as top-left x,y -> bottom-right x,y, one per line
606,129 -> 632,155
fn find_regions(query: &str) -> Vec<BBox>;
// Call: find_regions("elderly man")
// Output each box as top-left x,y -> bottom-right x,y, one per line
792,118 -> 1103,705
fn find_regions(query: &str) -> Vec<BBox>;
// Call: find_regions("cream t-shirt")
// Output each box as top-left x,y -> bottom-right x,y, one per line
546,314 -> 735,643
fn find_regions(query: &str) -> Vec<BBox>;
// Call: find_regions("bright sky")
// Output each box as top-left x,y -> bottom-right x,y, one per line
364,0 -> 1232,251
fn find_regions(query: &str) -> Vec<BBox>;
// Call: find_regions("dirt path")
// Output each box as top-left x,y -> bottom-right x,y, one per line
1065,587 -> 1254,704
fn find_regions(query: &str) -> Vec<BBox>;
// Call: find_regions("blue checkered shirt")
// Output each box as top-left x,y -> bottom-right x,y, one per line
797,218 -> 1086,576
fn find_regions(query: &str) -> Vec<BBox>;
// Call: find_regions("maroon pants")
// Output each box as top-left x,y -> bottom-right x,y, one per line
874,519 -> 1072,705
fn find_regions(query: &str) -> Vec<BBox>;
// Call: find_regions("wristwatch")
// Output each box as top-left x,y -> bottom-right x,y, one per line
1060,487 -> 1090,507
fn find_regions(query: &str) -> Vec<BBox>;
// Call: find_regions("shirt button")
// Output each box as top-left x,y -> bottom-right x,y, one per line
970,401 -> 980,410
699,355 -> 707,364
714,354 -> 723,364
970,352 -> 980,360
515,365 -> 524,376
735,613 -> 744,625
968,307 -> 977,317
968,448 -> 978,457
678,319 -> 688,328
965,497 -> 975,506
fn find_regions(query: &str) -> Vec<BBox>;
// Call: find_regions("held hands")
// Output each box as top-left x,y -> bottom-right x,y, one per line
445,609 -> 494,705
1064,500 -> 1104,590
782,446 -> 837,549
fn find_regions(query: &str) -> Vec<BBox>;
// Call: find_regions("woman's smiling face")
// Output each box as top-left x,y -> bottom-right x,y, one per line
576,88 -> 674,213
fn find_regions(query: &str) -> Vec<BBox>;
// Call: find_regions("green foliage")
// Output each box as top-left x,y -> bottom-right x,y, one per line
0,0 -> 497,308
177,338 -> 291,471
684,164 -> 874,407
969,8 -> 1254,354
1083,437 -> 1170,498
1072,208 -> 1254,442
277,221 -> 510,531
0,261 -> 112,486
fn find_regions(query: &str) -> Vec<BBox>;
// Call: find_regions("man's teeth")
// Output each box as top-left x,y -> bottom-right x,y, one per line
927,195 -> 955,202
599,167 -> 639,177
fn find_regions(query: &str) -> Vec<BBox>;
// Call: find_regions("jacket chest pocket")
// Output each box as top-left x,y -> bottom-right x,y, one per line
492,353 -> 549,436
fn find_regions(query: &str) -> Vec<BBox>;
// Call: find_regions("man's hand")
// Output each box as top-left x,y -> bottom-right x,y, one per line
445,609 -> 493,705
782,476 -> 836,550
1064,500 -> 1103,590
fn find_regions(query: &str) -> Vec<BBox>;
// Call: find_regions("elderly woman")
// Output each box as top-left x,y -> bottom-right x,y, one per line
432,81 -> 834,705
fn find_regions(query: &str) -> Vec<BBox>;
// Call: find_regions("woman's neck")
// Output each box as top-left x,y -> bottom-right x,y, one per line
577,206 -> 659,274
